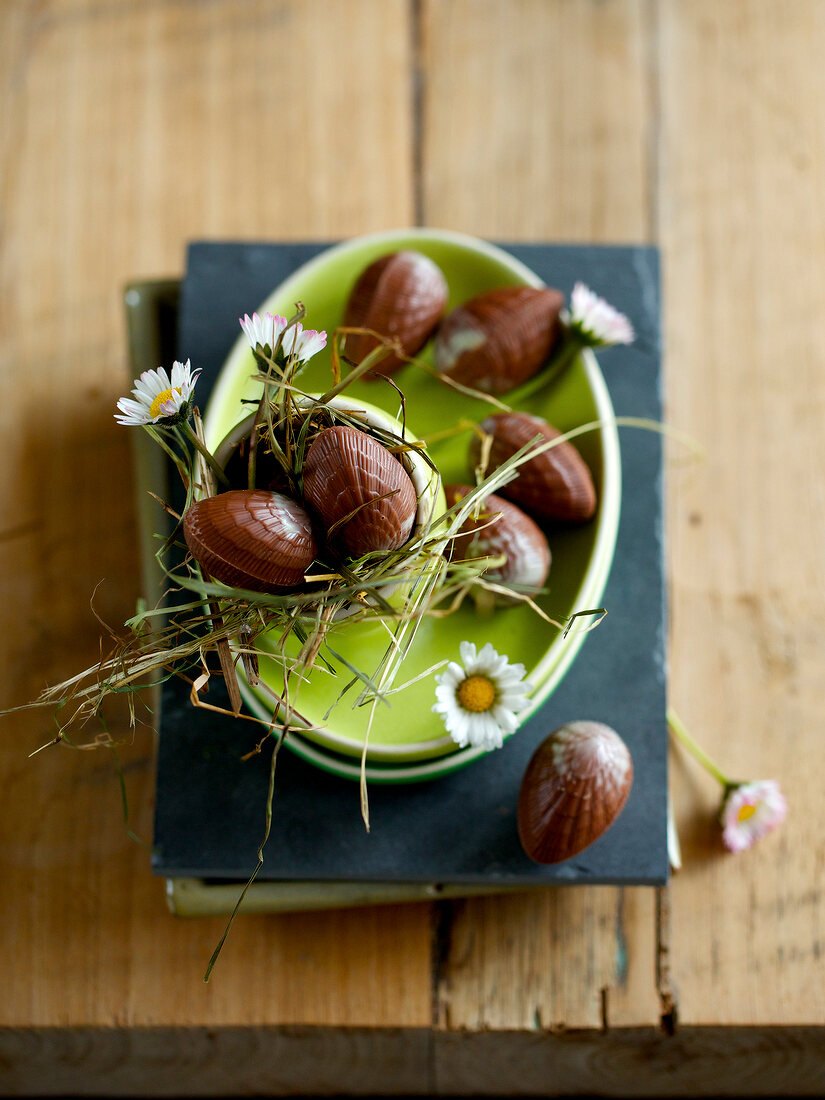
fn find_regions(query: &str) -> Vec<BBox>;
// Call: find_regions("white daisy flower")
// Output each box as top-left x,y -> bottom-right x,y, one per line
432,640 -> 533,751
239,312 -> 288,352
280,322 -> 328,363
114,359 -> 201,426
568,282 -> 634,346
720,779 -> 787,854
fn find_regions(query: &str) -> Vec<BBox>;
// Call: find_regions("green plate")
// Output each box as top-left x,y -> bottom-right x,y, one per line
203,229 -> 621,774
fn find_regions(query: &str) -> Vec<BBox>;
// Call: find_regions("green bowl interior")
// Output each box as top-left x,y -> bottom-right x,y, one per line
204,231 -> 619,765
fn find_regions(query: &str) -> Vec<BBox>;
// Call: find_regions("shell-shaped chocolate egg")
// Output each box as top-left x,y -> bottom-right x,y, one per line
302,425 -> 417,556
471,411 -> 596,523
343,251 -> 448,378
518,721 -> 633,865
445,484 -> 550,602
183,490 -> 317,592
434,286 -> 564,395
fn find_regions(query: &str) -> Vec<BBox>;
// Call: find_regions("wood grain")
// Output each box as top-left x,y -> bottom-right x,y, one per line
660,0 -> 825,1025
422,0 -> 660,1032
4,1025 -> 825,1096
2,0 -> 825,1083
420,0 -> 652,243
432,1027 -> 825,1096
0,0 -> 432,1029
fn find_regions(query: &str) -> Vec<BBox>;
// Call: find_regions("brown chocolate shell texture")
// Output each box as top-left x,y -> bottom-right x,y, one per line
518,721 -> 633,865
444,485 -> 550,594
183,489 -> 318,592
302,425 -> 418,556
473,411 -> 597,523
433,286 -> 564,395
342,250 -> 448,377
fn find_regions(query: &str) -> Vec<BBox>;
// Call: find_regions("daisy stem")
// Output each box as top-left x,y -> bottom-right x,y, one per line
144,425 -> 190,484
666,706 -> 732,788
505,331 -> 586,407
179,420 -> 230,489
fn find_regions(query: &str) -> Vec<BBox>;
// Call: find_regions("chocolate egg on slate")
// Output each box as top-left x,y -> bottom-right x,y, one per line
434,286 -> 564,395
302,425 -> 417,556
343,251 -> 448,377
183,489 -> 317,592
471,411 -> 597,523
445,484 -> 550,602
518,721 -> 633,865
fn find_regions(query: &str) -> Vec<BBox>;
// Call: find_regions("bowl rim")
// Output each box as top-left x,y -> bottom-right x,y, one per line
203,228 -> 621,773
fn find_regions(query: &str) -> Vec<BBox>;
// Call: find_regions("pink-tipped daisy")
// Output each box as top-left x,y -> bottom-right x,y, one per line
115,360 -> 201,426
568,282 -> 635,346
720,780 -> 787,853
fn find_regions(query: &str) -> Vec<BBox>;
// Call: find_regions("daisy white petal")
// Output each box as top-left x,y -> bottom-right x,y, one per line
135,371 -> 166,399
114,403 -> 146,426
720,779 -> 787,853
440,661 -> 465,686
435,684 -> 459,705
498,661 -> 527,684
475,642 -> 499,666
433,641 -> 532,751
497,687 -> 533,711
280,321 -> 303,359
292,327 -> 328,363
170,359 -> 191,390
239,312 -> 288,351
451,713 -> 473,747
568,282 -> 634,347
475,713 -> 504,751
492,705 -> 520,735
168,360 -> 200,403
114,397 -> 146,417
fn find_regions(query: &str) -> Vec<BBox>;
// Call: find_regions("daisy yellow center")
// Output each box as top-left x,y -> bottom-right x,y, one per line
457,675 -> 496,713
149,386 -> 181,418
737,803 -> 757,823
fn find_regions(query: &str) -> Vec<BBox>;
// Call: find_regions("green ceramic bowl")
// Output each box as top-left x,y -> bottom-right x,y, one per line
204,228 -> 621,777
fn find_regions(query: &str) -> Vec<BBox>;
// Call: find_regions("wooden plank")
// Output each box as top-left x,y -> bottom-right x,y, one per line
0,1027 -> 432,1096
4,1025 -> 825,1096
420,0 -> 651,242
0,0 -> 432,1028
433,1027 -> 825,1096
434,887 -> 660,1032
421,0 -> 659,1031
660,0 -> 825,1025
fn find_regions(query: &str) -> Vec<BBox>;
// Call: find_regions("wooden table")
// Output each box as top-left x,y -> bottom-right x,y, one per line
2,1 -> 823,1094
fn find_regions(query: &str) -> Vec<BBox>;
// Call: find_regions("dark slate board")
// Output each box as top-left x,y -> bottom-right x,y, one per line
150,240 -> 666,886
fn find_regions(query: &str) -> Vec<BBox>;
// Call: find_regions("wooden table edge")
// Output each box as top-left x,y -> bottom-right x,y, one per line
2,1023 -> 824,1095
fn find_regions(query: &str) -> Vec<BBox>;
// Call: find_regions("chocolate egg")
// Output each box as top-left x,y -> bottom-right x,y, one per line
302,425 -> 417,556
445,484 -> 550,602
434,286 -> 564,395
471,411 -> 596,523
183,490 -> 318,592
343,251 -> 448,378
518,721 -> 633,865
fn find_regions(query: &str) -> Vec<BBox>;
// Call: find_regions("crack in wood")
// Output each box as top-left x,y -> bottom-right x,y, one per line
657,885 -> 679,1035
431,897 -> 457,1030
